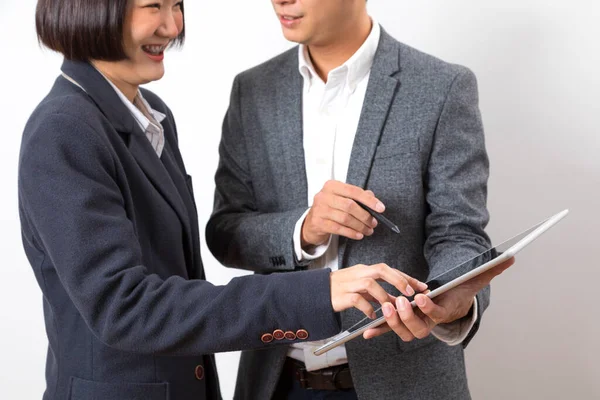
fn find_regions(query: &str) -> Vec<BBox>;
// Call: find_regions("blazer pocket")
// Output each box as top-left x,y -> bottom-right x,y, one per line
373,137 -> 420,160
69,376 -> 169,400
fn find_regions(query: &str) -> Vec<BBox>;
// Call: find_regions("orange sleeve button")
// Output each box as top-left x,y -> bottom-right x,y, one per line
273,329 -> 285,340
261,333 -> 274,343
296,329 -> 309,340
284,331 -> 297,340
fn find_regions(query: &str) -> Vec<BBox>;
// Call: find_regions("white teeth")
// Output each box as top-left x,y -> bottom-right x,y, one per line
142,45 -> 167,55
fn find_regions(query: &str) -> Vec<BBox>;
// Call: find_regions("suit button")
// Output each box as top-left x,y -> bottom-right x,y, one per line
284,331 -> 297,340
261,333 -> 274,343
296,329 -> 309,340
195,365 -> 204,381
273,329 -> 285,340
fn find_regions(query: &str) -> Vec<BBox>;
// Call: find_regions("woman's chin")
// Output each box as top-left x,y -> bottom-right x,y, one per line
138,67 -> 166,84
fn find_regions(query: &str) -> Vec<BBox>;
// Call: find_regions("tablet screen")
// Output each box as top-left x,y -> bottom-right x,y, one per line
315,209 -> 568,356
425,219 -> 543,292
342,218 -> 547,337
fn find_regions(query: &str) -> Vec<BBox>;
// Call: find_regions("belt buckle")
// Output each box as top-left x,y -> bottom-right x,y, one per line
296,366 -> 312,390
332,368 -> 345,390
322,368 -> 345,390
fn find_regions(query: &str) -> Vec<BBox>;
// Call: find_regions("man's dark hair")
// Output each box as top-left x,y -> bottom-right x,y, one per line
36,0 -> 185,62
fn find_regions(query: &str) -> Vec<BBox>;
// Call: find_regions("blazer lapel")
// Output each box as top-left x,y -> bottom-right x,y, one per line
60,60 -> 192,244
345,29 -> 401,189
127,131 -> 192,240
339,29 -> 402,267
160,141 -> 199,278
273,51 -> 309,208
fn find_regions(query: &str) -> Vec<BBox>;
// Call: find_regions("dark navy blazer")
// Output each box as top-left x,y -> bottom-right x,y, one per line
18,60 -> 340,400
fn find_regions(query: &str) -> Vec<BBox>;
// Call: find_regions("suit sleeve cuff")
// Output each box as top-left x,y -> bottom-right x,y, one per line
293,208 -> 332,262
431,297 -> 478,346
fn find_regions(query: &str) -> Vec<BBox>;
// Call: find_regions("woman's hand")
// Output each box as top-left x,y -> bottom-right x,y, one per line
330,263 -> 428,319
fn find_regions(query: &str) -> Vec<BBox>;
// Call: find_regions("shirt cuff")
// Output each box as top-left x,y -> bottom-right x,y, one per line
293,208 -> 331,262
431,297 -> 478,346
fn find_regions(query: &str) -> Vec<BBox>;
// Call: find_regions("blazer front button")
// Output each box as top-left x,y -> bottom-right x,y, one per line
273,329 -> 285,340
261,333 -> 274,343
195,365 -> 204,381
284,331 -> 296,340
296,329 -> 309,340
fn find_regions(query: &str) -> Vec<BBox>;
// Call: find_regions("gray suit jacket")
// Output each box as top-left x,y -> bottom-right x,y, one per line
206,28 -> 491,400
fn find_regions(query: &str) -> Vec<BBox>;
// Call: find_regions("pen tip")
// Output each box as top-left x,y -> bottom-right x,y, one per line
392,226 -> 400,234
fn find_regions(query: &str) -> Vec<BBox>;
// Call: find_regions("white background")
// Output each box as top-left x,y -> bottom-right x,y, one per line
1,1 -> 599,399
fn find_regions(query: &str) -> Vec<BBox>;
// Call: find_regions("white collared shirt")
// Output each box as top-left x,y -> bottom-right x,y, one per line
103,77 -> 166,157
61,71 -> 166,157
288,20 -> 478,371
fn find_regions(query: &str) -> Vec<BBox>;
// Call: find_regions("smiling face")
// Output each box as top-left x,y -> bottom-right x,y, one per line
271,0 -> 367,47
93,0 -> 184,96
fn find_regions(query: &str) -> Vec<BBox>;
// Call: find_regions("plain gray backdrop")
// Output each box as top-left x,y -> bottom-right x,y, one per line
1,1 -> 598,399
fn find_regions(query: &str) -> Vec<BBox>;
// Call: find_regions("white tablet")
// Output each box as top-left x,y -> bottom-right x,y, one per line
313,209 -> 569,356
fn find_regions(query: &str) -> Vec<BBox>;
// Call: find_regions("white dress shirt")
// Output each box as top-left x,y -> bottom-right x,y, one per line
62,70 -> 167,158
288,20 -> 478,371
104,79 -> 166,158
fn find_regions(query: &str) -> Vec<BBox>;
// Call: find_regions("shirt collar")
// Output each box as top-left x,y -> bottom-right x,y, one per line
99,71 -> 166,131
298,18 -> 381,92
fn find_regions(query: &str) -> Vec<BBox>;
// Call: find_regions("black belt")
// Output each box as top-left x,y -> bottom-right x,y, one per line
283,358 -> 354,390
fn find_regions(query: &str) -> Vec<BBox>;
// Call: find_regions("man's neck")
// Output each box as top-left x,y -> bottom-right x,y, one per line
307,15 -> 372,82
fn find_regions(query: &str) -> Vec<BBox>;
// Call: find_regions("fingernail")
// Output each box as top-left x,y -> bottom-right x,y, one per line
416,296 -> 426,307
371,218 -> 378,227
397,297 -> 407,311
383,304 -> 393,317
375,202 -> 385,212
367,228 -> 374,235
406,285 -> 415,296
370,312 -> 377,319
356,233 -> 364,240
418,281 -> 428,291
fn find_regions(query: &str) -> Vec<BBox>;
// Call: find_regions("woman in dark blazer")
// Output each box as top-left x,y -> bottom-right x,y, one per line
18,1 -> 425,399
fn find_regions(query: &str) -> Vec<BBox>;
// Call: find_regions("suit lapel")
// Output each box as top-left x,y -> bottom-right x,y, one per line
127,131 -> 192,244
339,29 -> 402,267
345,29 -> 401,189
273,51 -> 309,208
60,60 -> 193,252
160,141 -> 200,278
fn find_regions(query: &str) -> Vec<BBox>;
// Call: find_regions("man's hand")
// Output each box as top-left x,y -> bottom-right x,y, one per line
363,257 -> 515,341
302,180 -> 384,248
330,263 -> 428,319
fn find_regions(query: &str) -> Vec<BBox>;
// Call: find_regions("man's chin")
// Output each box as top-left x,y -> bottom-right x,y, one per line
282,30 -> 308,45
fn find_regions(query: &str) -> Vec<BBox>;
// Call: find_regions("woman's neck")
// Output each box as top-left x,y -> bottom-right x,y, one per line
92,60 -> 139,103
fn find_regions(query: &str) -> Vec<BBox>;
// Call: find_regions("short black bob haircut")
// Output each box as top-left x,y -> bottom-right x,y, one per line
36,0 -> 185,62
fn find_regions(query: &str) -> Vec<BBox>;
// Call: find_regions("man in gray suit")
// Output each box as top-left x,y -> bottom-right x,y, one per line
206,1 -> 513,399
